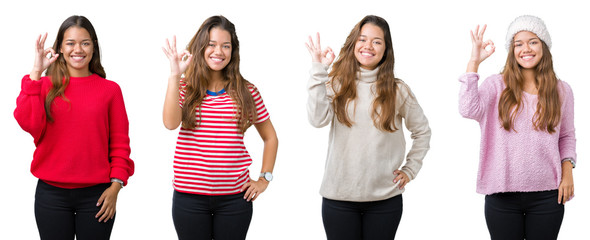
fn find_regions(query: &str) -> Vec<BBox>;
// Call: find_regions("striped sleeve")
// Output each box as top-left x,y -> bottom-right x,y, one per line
249,84 -> 270,124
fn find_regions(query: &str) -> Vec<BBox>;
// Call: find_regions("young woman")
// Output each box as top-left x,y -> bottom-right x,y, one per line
306,15 -> 431,239
459,15 -> 576,240
162,15 -> 278,240
14,15 -> 134,240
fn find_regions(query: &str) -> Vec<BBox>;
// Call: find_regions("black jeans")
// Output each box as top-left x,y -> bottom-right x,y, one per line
34,180 -> 114,240
322,195 -> 403,240
485,190 -> 564,240
172,190 -> 253,240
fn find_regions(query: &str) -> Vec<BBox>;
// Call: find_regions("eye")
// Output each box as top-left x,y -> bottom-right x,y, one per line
223,45 -> 231,49
514,43 -> 522,47
82,42 -> 91,46
530,41 -> 538,45
373,41 -> 382,45
208,43 -> 215,47
359,38 -> 366,42
66,42 -> 74,46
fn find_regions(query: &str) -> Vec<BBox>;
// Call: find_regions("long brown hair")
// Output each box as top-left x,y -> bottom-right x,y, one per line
499,40 -> 561,133
330,15 -> 400,132
181,15 -> 257,132
45,15 -> 105,122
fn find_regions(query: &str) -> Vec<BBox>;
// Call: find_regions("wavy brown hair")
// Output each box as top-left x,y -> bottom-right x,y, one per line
330,15 -> 401,132
499,40 -> 561,133
45,15 -> 105,122
181,15 -> 257,132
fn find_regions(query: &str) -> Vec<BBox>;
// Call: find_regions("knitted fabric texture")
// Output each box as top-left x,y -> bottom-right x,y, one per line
505,15 -> 552,51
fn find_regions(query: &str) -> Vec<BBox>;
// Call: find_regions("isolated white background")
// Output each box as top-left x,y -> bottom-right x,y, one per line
1,0 -> 587,239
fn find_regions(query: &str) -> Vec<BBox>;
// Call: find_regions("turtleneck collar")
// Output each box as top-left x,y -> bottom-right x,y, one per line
358,66 -> 379,83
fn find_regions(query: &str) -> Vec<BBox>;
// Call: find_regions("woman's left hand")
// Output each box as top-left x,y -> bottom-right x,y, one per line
558,162 -> 574,205
241,178 -> 269,202
96,183 -> 122,222
393,170 -> 410,190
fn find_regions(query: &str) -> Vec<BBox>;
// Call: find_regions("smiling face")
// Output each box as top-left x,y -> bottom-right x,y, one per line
513,31 -> 543,69
60,26 -> 94,77
354,23 -> 385,70
204,27 -> 232,72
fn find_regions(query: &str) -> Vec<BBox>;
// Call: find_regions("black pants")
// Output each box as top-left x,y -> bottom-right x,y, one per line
485,190 -> 564,240
35,180 -> 114,240
172,190 -> 253,240
322,195 -> 403,240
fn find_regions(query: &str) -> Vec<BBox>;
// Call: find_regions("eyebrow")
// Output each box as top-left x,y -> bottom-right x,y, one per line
360,35 -> 383,40
209,40 -> 231,44
65,39 -> 91,42
514,38 -> 539,42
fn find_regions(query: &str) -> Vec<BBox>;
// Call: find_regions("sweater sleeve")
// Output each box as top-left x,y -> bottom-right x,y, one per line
558,81 -> 577,162
14,75 -> 47,144
307,62 -> 334,128
458,72 -> 495,122
398,83 -> 431,180
108,84 -> 134,185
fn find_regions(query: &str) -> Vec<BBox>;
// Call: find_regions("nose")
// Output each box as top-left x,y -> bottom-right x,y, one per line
214,45 -> 223,54
523,42 -> 531,52
74,43 -> 83,52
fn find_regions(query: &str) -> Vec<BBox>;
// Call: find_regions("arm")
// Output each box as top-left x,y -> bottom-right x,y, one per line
459,25 -> 496,121
557,82 -> 576,204
241,119 -> 279,202
14,33 -> 59,142
162,36 -> 192,130
14,76 -> 47,142
305,33 -> 336,128
96,84 -> 134,223
394,85 -> 431,189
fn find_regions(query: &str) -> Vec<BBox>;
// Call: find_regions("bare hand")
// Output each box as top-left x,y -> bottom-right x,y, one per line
240,178 -> 269,202
393,170 -> 410,190
305,32 -> 335,66
468,25 -> 495,69
558,163 -> 574,204
162,35 -> 193,76
31,33 -> 59,80
95,183 -> 121,222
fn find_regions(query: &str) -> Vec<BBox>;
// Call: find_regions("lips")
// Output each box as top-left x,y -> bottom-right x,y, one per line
360,51 -> 375,57
520,55 -> 535,61
70,55 -> 86,61
210,56 -> 225,63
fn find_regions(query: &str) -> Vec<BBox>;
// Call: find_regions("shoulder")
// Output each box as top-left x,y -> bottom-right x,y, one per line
557,79 -> 574,100
94,75 -> 124,96
246,82 -> 263,96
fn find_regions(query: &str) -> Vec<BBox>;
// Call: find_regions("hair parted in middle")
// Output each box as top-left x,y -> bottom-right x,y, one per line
45,15 -> 105,122
330,15 -> 404,132
499,38 -> 561,133
181,15 -> 257,132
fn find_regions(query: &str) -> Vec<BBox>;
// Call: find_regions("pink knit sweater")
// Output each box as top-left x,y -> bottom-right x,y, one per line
459,73 -> 576,195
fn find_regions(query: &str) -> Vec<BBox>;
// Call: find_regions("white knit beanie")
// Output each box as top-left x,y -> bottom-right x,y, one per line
505,15 -> 551,51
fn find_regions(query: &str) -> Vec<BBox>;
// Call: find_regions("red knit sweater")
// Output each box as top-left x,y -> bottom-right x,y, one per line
14,74 -> 134,188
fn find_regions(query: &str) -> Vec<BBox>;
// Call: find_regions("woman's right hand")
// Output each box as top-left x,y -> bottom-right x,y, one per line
467,25 -> 495,73
162,35 -> 192,77
305,32 -> 335,66
31,33 -> 58,80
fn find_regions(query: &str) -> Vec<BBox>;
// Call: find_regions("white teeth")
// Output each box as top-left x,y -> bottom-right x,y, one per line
72,56 -> 85,60
210,57 -> 223,62
361,52 -> 373,56
521,55 -> 533,60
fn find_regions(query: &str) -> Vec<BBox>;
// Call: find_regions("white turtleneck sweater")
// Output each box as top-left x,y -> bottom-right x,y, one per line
307,62 -> 431,202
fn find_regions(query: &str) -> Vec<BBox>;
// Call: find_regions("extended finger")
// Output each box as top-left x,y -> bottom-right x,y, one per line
479,24 -> 487,39
172,35 -> 177,52
557,188 -> 563,204
40,33 -> 48,47
307,36 -> 315,49
315,32 -> 321,51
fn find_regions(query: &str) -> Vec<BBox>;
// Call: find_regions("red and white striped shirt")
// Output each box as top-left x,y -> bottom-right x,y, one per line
174,83 -> 269,195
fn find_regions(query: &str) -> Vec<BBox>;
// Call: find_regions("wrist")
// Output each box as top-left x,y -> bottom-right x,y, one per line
30,70 -> 43,80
